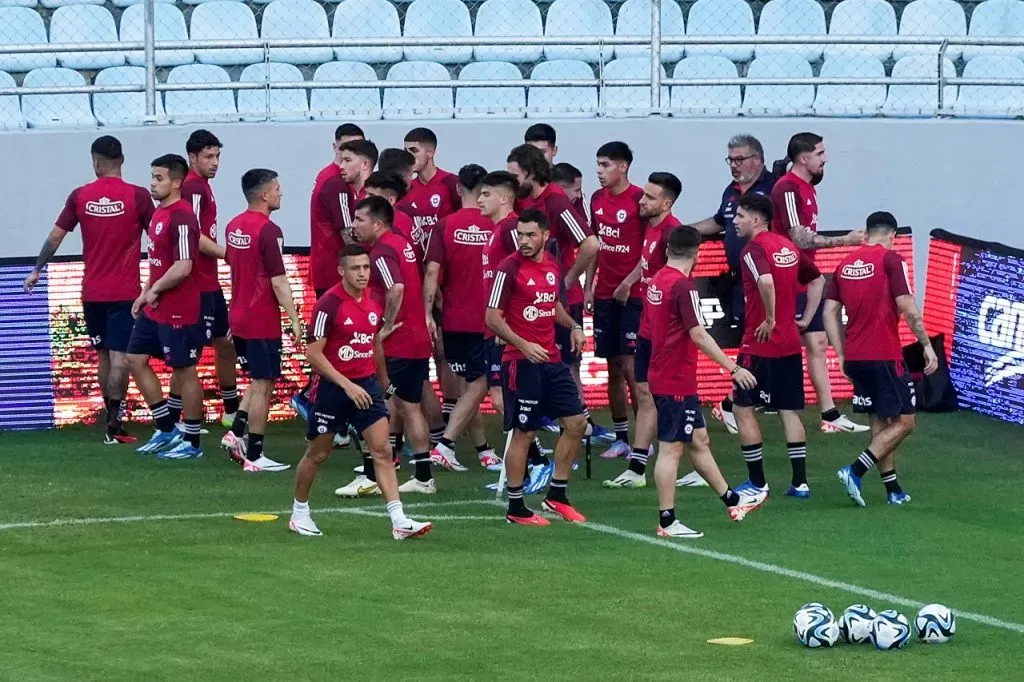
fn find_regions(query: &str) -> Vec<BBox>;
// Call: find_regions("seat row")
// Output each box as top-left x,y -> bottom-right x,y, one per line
3,0 -> 1024,73
4,54 -> 1023,129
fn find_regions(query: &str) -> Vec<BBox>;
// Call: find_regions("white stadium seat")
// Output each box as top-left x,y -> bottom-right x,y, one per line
742,54 -> 814,116
383,60 -> 453,119
93,65 -> 166,126
602,57 -> 667,117
403,0 -> 473,64
0,0 -> 38,7
238,62 -> 309,121
544,0 -> 613,63
963,0 -> 1024,62
190,2 -> 262,66
756,0 -> 827,62
164,63 -> 239,123
813,54 -> 886,116
0,71 -> 26,129
310,60 -> 382,120
474,0 -> 543,64
894,0 -> 966,61
111,0 -> 175,7
685,0 -> 754,62
954,55 -> 1024,118
40,0 -> 101,8
527,59 -> 596,118
181,0 -> 240,5
121,4 -> 193,68
882,55 -> 957,117
261,0 -> 333,65
332,0 -> 403,64
456,61 -> 525,119
50,5 -> 124,70
669,56 -> 740,116
22,67 -> 97,128
0,7 -> 54,72
614,0 -> 685,62
826,0 -> 896,61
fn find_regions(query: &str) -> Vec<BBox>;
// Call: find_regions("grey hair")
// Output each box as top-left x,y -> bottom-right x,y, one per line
727,134 -> 764,160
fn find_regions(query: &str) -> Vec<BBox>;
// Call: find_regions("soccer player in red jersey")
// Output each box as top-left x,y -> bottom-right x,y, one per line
290,243 -> 432,540
524,123 -> 558,164
732,195 -> 825,498
826,212 -> 938,507
587,142 -> 646,458
645,225 -> 767,537
127,154 -> 204,459
487,209 -> 589,525
365,171 -> 425,266
24,136 -> 152,444
424,165 -> 500,473
771,132 -> 867,435
552,162 -> 591,227
400,127 -> 461,241
220,169 -> 301,474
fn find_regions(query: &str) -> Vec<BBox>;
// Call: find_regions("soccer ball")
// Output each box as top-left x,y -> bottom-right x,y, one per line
793,605 -> 840,648
916,604 -> 956,644
839,604 -> 878,644
870,610 -> 912,650
799,602 -> 835,620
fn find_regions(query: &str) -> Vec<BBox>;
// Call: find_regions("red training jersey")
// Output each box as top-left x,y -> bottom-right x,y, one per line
645,266 -> 704,397
224,210 -> 287,340
530,184 -> 592,303
146,199 -> 200,325
309,163 -> 354,290
54,176 -> 152,303
638,213 -> 681,339
488,251 -> 562,363
426,207 -> 494,334
740,230 -> 821,357
770,171 -> 819,261
397,167 -> 461,249
393,204 -> 425,267
825,244 -> 913,362
590,184 -> 645,300
180,170 -> 220,293
309,283 -> 382,380
368,230 -> 432,359
482,213 -> 519,339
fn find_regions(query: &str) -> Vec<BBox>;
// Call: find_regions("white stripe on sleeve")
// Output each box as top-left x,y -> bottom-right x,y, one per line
313,310 -> 328,338
340,194 -> 351,228
560,209 -> 587,244
488,270 -> 507,309
689,289 -> 706,326
178,224 -> 190,259
784,191 -> 800,228
376,259 -> 395,289
901,260 -> 913,294
743,251 -> 760,279
191,193 -> 202,219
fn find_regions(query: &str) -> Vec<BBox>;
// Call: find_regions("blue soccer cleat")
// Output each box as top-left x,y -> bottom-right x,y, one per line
136,428 -> 183,455
735,480 -> 770,496
785,483 -> 812,499
887,491 -> 912,505
587,423 -> 617,443
525,461 -> 554,495
837,466 -> 865,507
539,416 -> 560,433
289,394 -> 310,422
158,442 -> 204,460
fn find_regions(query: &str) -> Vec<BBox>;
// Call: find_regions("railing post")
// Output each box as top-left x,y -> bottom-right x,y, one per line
937,38 -> 949,115
143,0 -> 156,120
650,0 -> 662,113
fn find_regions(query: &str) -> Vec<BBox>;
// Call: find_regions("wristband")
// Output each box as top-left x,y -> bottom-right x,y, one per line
384,384 -> 397,399
730,366 -> 741,376
571,325 -> 584,333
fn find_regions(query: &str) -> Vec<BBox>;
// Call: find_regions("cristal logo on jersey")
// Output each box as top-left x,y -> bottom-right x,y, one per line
841,259 -> 875,280
523,305 -> 556,322
772,246 -> 798,267
545,272 -> 557,286
646,283 -> 663,305
403,244 -> 417,262
616,209 -> 627,223
227,229 -> 251,249
430,193 -> 441,208
977,295 -> 1024,387
85,197 -> 125,217
454,226 -> 490,245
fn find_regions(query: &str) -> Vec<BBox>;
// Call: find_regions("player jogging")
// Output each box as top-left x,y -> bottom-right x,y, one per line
24,135 -> 153,445
826,211 -> 938,506
128,154 -> 204,459
487,209 -> 589,525
220,169 -> 301,473
732,195 -> 825,498
646,225 -> 768,538
289,243 -> 432,540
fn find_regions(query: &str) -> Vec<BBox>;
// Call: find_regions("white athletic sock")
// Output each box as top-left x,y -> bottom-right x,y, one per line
386,500 -> 407,526
293,499 -> 310,515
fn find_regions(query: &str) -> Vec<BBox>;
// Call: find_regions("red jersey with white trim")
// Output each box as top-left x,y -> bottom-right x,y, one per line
309,283 -> 382,380
482,214 -> 519,339
309,163 -> 354,290
637,214 -> 681,339
368,230 -> 432,359
54,176 -> 152,302
529,184 -> 592,305
224,210 -> 287,340
180,170 -> 220,293
770,171 -> 818,261
426,207 -> 493,334
488,251 -> 562,362
146,199 -> 200,325
397,167 -> 461,249
646,266 -> 704,396
590,184 -> 645,299
740,230 -> 821,357
393,204 -> 425,266
826,244 -> 913,362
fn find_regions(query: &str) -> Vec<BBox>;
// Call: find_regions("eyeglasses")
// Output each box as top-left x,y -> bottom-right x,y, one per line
726,155 -> 756,166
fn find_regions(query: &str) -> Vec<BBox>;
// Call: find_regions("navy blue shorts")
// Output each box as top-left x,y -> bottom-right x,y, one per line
635,335 -> 652,383
654,394 -> 706,443
845,360 -> 916,419
385,357 -> 429,403
83,300 -> 135,352
593,297 -> 642,359
555,302 -> 585,365
126,313 -> 202,369
233,337 -> 282,380
502,359 -> 584,432
443,331 -> 489,382
307,375 -> 389,439
733,353 -> 805,411
795,292 -> 825,334
488,339 -> 504,387
200,289 -> 230,345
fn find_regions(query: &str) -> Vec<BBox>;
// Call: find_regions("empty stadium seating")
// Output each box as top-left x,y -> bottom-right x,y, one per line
603,57 -> 668,117
527,59 -> 597,118
455,60 -> 526,118
164,62 -> 239,122
382,60 -> 453,119
22,67 -> 97,128
331,0 -> 403,64
814,54 -> 887,115
0,70 -> 25,129
238,61 -> 310,121
670,55 -> 741,116
309,60 -> 382,119
882,55 -> 957,116
613,0 -> 685,62
474,0 -> 543,64
743,53 -> 815,115
93,65 -> 165,126
120,4 -> 194,67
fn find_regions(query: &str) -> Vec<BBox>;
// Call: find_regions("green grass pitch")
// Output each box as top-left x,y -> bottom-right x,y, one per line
0,407 -> 1021,681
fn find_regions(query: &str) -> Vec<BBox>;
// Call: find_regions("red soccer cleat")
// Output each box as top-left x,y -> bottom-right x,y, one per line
506,512 -> 551,526
541,499 -> 587,523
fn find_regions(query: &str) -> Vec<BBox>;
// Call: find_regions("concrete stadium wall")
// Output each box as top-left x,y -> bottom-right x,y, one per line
1,118 -> 1017,294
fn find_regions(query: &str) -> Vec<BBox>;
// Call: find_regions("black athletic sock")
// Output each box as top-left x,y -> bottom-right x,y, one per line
442,398 -> 457,425
741,442 -> 766,488
105,397 -> 124,438
413,452 -> 432,482
821,407 -> 841,422
429,427 -> 444,448
221,386 -> 239,415
527,439 -> 547,466
628,446 -> 649,475
721,396 -> 734,412
546,478 -> 569,503
390,432 -> 404,454
787,441 -> 807,487
230,410 -> 249,438
475,443 -> 491,454
149,400 -> 174,433
880,469 -> 902,495
247,433 -> 264,462
612,416 -> 629,442
506,484 -> 528,516
439,436 -> 456,451
363,454 -> 376,482
166,393 -> 183,424
721,489 -> 741,506
850,448 -> 877,478
659,508 -> 676,528
183,418 -> 202,447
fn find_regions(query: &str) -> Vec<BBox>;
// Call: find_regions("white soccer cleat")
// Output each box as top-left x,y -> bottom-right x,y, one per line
392,518 -> 433,541
334,475 -> 381,498
728,488 -> 769,522
334,432 -> 351,448
602,469 -> 647,489
657,520 -> 704,539
676,471 -> 710,487
821,415 -> 870,433
478,449 -> 502,472
600,440 -> 632,459
242,455 -> 291,472
711,402 -> 739,435
288,515 -> 322,537
220,431 -> 246,464
429,443 -> 468,472
398,477 -> 437,494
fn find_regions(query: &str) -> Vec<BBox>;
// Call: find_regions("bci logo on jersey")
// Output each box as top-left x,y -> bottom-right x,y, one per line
978,295 -> 1024,387
533,291 -> 557,304
454,226 -> 490,245
646,283 -> 663,305
85,197 -> 125,217
772,246 -> 798,267
598,224 -> 621,239
403,244 -> 417,262
227,229 -> 251,249
841,259 -> 874,280
349,332 -> 374,345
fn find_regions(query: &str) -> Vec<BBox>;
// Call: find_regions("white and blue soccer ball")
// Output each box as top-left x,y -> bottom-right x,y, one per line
794,605 -> 840,648
839,604 -> 878,644
799,603 -> 835,620
870,610 -> 912,650
915,604 -> 956,644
